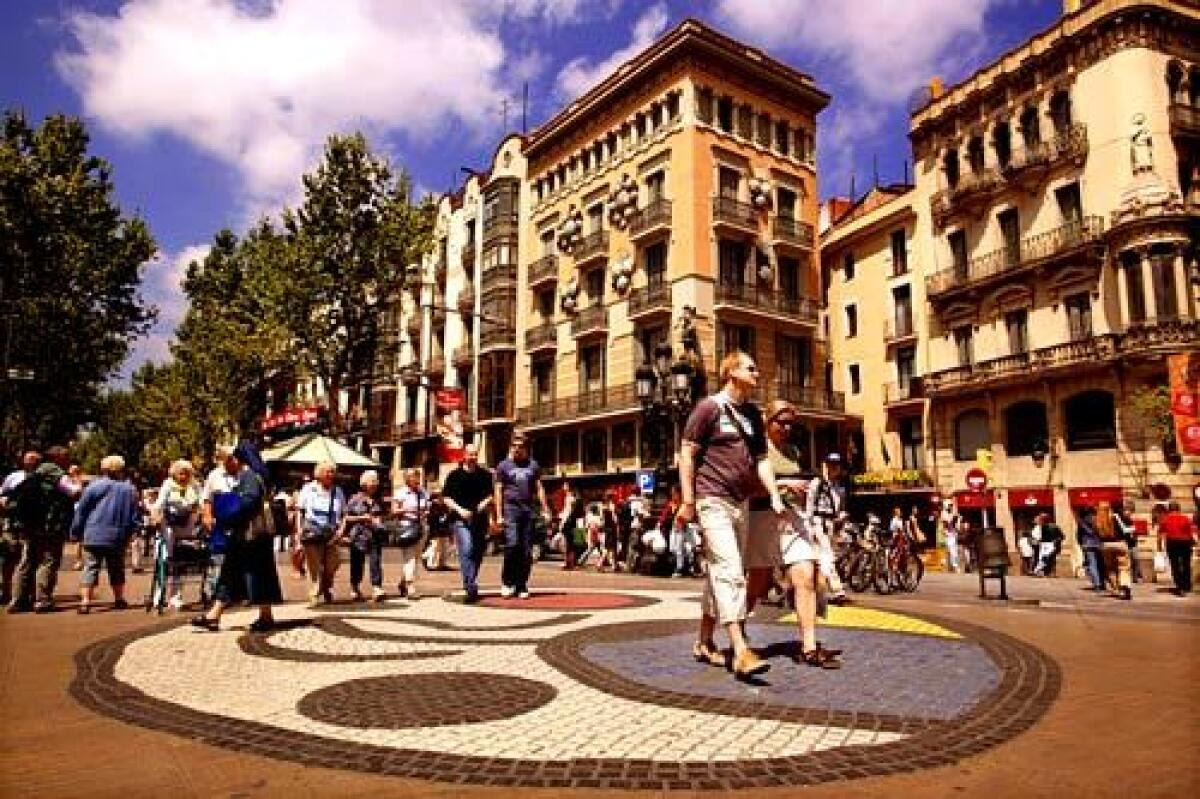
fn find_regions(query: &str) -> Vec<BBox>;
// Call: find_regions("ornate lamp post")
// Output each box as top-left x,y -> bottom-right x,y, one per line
636,341 -> 696,500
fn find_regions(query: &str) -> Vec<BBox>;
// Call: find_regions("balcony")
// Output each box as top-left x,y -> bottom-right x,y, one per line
923,335 -> 1119,396
1003,123 -> 1089,184
480,324 -> 516,352
426,355 -> 445,379
462,244 -> 476,272
925,216 -> 1105,301
456,286 -> 475,314
628,198 -> 673,242
367,417 -> 398,444
772,216 -> 815,250
714,283 -> 820,326
482,262 -> 517,289
451,343 -> 474,369
393,421 -> 425,441
528,254 -> 559,288
771,382 -> 846,415
525,322 -> 558,353
516,382 -> 638,427
570,305 -> 609,338
1169,103 -> 1200,140
930,167 -> 1001,227
482,213 -> 519,246
712,196 -> 759,232
627,281 -> 672,320
477,392 -> 512,423
573,230 -> 610,266
1117,317 -> 1200,357
884,315 -> 917,346
883,379 -> 925,406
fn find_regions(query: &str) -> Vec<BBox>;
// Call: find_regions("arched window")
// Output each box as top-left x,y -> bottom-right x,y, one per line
993,120 -> 1012,168
954,409 -> 991,461
1005,400 -> 1049,456
1064,390 -> 1116,451
1049,90 -> 1072,135
1165,60 -> 1185,102
1019,105 -> 1041,149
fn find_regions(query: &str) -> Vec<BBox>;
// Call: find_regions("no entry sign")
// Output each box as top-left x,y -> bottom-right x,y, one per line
965,467 -> 988,492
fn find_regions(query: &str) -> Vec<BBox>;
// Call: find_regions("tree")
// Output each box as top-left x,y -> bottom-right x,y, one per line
279,133 -> 434,426
0,111 -> 156,460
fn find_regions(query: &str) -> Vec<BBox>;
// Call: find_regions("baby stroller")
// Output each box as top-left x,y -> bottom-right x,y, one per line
145,515 -> 214,614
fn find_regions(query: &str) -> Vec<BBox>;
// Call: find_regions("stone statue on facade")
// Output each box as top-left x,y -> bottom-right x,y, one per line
1130,113 -> 1154,175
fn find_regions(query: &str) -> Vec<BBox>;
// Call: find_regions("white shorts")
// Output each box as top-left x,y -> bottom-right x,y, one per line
747,508 -> 820,569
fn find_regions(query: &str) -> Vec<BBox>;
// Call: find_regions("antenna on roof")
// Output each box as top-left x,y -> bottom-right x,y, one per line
872,154 -> 879,188
849,173 -> 856,201
501,97 -> 510,132
903,158 -> 910,186
522,82 -> 529,134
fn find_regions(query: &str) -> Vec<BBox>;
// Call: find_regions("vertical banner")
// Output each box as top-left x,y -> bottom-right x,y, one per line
1168,353 -> 1200,456
435,388 -> 467,463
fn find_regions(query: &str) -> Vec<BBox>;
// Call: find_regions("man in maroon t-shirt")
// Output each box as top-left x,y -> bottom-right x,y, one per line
1159,500 -> 1197,596
677,350 -> 784,679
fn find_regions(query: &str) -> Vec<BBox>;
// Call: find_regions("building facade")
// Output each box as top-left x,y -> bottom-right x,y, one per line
826,0 -> 1199,562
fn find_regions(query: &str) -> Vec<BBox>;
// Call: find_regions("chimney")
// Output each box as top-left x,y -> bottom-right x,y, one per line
929,77 -> 945,100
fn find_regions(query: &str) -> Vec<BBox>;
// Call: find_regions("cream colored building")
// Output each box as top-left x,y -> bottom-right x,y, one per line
825,0 -> 1199,563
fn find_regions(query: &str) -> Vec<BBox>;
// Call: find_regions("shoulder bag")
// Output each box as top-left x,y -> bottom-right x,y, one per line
300,487 -> 338,544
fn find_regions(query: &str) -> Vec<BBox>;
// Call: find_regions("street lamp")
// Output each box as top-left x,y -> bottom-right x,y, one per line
636,341 -> 696,500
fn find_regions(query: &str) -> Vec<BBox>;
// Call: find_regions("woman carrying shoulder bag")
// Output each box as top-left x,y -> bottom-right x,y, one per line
295,461 -> 346,606
392,468 -> 428,599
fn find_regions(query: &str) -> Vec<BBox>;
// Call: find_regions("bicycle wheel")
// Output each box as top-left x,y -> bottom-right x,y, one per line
899,552 -> 925,592
872,548 -> 894,594
847,550 -> 872,593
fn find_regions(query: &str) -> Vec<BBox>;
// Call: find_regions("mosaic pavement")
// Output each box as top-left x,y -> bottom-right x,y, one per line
70,590 -> 1060,790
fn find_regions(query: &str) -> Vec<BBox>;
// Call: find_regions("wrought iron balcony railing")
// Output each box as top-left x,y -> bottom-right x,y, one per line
482,213 -> 519,245
516,382 -> 638,426
883,380 -> 924,404
570,305 -> 608,337
451,343 -> 474,369
480,324 -> 516,350
772,216 -> 815,249
628,198 -> 673,239
884,316 -> 917,342
528,254 -> 559,287
573,230 -> 610,263
715,283 -> 820,324
712,196 -> 758,229
627,281 -> 671,318
525,322 -> 558,351
923,335 -> 1118,394
771,382 -> 846,414
1004,123 -> 1089,176
1169,102 -> 1200,138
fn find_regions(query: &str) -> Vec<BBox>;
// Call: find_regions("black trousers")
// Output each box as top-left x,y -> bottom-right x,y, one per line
1166,540 -> 1194,593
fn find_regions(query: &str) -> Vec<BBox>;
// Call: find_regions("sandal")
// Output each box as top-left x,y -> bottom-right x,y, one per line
799,648 -> 842,669
692,640 -> 726,668
189,615 -> 219,632
817,642 -> 843,657
248,618 -> 275,633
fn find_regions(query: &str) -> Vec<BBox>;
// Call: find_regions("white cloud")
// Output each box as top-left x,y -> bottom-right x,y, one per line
56,0 -> 600,215
556,3 -> 669,98
122,244 -> 209,380
714,0 -> 1004,104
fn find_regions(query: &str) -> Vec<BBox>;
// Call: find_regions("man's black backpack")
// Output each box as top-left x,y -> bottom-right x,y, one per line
3,470 -> 58,532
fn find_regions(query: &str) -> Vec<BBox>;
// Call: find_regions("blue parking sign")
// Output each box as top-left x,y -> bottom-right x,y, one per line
636,469 -> 656,494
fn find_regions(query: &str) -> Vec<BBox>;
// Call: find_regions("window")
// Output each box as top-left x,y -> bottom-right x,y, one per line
1066,292 -> 1092,340
954,409 -> 991,461
1151,245 -> 1179,318
644,241 -> 667,285
580,345 -> 604,393
777,335 -> 812,387
777,187 -> 797,219
778,256 -> 800,300
646,170 -> 665,202
954,326 -> 974,366
532,359 -> 554,404
1064,390 -> 1116,451
587,202 -> 604,233
718,239 -> 747,286
585,268 -> 604,304
1049,90 -> 1072,135
1006,309 -> 1029,355
537,289 -> 555,319
405,386 -> 419,423
999,208 -> 1020,265
755,112 -> 771,148
944,149 -> 960,187
993,120 -> 1012,168
582,429 -> 607,471
665,92 -> 680,121
843,250 -> 855,281
559,431 -> 579,468
635,325 -> 668,370
949,230 -> 968,276
967,136 -> 985,173
845,304 -> 858,338
1019,105 -> 1041,150
892,285 -> 913,337
1122,252 -> 1146,323
1004,400 -> 1049,457
531,436 -> 556,470
716,96 -> 734,133
775,120 -> 790,156
1055,181 -> 1083,224
540,229 -> 554,256
848,364 -> 862,395
736,104 -> 753,138
719,323 -> 755,361
891,228 -> 908,275
612,422 -> 636,460
900,417 -> 924,469
718,166 -> 740,199
896,346 -> 916,390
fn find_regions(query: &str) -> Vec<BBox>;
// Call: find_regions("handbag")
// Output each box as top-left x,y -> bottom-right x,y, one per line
391,521 -> 423,548
300,487 -> 338,544
1153,551 -> 1169,574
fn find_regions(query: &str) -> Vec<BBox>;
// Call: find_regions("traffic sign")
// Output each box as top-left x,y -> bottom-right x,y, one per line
965,467 -> 988,492
636,469 -> 656,495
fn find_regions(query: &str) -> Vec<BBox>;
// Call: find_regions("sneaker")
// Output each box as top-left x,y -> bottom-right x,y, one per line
671,572 -> 684,578
500,584 -> 516,598
692,640 -> 726,668
112,599 -> 129,611
371,587 -> 386,602
34,600 -> 55,614
732,649 -> 770,679
517,589 -> 531,599
464,589 -> 480,605
351,590 -> 365,603
6,601 -> 33,614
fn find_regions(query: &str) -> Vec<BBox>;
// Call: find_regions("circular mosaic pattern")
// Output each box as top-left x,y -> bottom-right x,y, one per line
466,591 -> 659,611
70,593 -> 1060,790
297,673 -> 556,728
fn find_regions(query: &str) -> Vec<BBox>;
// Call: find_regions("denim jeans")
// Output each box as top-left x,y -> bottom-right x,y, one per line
945,534 -> 960,572
453,520 -> 485,595
348,541 -> 383,590
502,508 -> 534,592
1082,547 -> 1105,589
1166,540 -> 1194,593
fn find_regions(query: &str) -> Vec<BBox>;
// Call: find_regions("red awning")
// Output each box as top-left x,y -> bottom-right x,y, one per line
1067,486 -> 1123,507
1008,488 -> 1054,509
954,490 -> 995,509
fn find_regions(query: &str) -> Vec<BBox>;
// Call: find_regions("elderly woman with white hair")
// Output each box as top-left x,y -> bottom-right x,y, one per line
70,455 -> 141,614
295,460 -> 346,605
150,459 -> 202,609
392,467 -> 429,600
344,469 -> 386,602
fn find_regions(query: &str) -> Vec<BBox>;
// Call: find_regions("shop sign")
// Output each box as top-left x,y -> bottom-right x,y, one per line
435,388 -> 467,462
965,467 -> 988,491
1067,486 -> 1123,507
1008,488 -> 1053,508
261,406 -> 325,431
954,490 -> 995,509
1169,353 -> 1200,456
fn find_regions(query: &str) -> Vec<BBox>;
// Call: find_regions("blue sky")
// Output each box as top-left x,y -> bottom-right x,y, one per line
1,0 -> 1063,379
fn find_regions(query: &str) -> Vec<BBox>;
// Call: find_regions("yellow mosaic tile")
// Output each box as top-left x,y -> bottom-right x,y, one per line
776,606 -> 961,640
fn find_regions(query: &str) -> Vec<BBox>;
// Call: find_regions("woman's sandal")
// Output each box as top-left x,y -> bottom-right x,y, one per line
189,615 -> 219,632
799,647 -> 842,669
692,640 -> 727,668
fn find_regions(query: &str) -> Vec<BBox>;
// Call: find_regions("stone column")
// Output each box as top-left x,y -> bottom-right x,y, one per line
1173,248 -> 1192,318
1140,251 -> 1157,323
1115,253 -> 1131,328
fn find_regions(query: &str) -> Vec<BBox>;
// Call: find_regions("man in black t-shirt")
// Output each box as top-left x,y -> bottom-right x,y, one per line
442,444 -> 495,603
